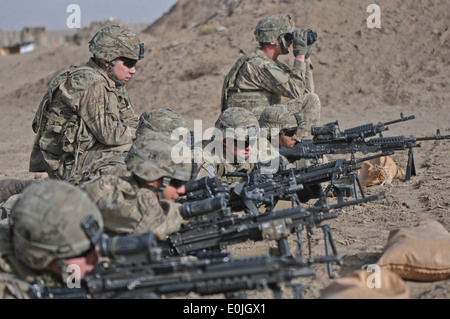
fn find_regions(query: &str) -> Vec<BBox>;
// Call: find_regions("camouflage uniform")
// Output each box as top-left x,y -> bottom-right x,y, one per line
221,14 -> 321,139
259,104 -> 312,169
195,108 -> 261,187
79,133 -> 195,240
0,180 -> 103,299
259,104 -> 324,203
67,108 -> 192,186
29,25 -> 144,180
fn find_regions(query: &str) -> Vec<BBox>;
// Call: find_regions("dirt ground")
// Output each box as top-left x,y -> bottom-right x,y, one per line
0,0 -> 448,299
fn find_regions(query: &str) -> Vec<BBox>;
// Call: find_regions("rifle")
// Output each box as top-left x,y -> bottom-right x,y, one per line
228,152 -> 389,211
31,226 -> 316,299
280,130 -> 450,181
179,176 -> 230,204
161,193 -> 386,278
311,112 -> 415,143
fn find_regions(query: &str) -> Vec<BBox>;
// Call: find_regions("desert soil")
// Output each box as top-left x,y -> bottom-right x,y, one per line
0,0 -> 448,299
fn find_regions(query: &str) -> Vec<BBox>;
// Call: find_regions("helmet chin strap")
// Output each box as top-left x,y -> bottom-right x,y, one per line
93,57 -> 126,86
55,259 -> 70,284
145,176 -> 171,200
278,35 -> 290,55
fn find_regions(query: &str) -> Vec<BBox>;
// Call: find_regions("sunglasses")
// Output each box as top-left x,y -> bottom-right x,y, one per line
169,179 -> 186,189
233,139 -> 256,149
283,33 -> 294,42
283,128 -> 298,137
121,57 -> 138,69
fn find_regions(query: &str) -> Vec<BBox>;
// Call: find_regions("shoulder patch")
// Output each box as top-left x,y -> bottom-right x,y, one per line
267,63 -> 282,71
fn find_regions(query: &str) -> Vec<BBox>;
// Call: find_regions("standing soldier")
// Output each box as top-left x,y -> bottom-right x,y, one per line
221,14 -> 321,140
29,25 -> 144,180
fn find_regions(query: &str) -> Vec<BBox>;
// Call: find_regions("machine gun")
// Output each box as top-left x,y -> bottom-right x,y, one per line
280,130 -> 450,181
31,220 -> 316,299
228,152 -> 389,212
311,113 -> 415,143
161,193 -> 386,278
178,176 -> 230,204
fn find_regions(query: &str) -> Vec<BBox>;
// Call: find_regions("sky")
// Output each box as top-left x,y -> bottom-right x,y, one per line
0,0 -> 178,31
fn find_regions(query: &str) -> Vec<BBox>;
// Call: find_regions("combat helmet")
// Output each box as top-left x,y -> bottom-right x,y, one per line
215,107 -> 260,143
125,132 -> 196,188
136,108 -> 192,139
89,24 -> 144,62
10,180 -> 103,270
254,14 -> 296,43
259,104 -> 302,135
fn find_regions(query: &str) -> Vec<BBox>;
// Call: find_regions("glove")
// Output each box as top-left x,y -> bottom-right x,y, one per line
292,29 -> 308,57
305,42 -> 314,59
305,29 -> 317,58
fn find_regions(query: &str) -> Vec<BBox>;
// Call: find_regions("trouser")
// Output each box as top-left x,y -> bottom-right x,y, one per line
286,92 -> 321,140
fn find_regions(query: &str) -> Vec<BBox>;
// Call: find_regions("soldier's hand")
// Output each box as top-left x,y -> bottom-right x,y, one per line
305,42 -> 314,59
292,29 -> 308,57
305,29 -> 317,59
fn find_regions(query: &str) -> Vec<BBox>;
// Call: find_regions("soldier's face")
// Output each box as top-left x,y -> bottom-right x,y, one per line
163,182 -> 186,202
279,128 -> 297,148
110,59 -> 137,83
64,248 -> 99,280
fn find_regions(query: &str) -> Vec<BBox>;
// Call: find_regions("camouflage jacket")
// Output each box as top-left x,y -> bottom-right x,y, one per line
221,47 -> 315,112
79,174 -> 184,240
0,225 -> 63,299
29,58 -> 139,180
194,139 -> 256,188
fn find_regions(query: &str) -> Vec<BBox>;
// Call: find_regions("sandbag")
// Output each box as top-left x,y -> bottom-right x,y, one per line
377,219 -> 450,281
320,267 -> 410,299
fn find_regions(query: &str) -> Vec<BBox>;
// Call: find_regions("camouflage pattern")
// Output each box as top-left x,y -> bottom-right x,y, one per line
254,14 -> 296,43
67,111 -> 193,186
135,108 -> 193,149
0,180 -> 100,299
136,108 -> 192,137
67,151 -> 130,186
125,132 -> 194,182
221,45 -> 320,139
259,104 -> 301,133
89,25 -> 144,62
215,107 -> 260,142
0,194 -> 21,221
0,178 -> 36,203
80,174 -> 184,240
194,108 -> 260,186
29,58 -> 139,180
259,104 -> 314,169
10,180 -> 103,270
1,223 -> 64,299
195,146 -> 255,188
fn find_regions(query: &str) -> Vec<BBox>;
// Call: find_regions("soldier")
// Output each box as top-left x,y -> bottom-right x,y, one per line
67,108 -> 192,186
194,107 -> 262,187
29,25 -> 145,180
79,132 -> 196,240
0,180 -> 103,299
221,14 -> 321,140
0,109 -> 192,217
259,104 -> 323,203
258,103 -> 305,166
